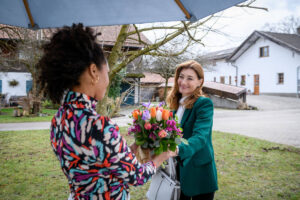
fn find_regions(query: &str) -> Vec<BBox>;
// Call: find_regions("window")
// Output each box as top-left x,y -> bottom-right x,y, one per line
241,75 -> 246,86
229,76 -> 232,85
213,77 -> 216,82
220,76 -> 225,84
278,73 -> 284,84
259,46 -> 269,57
26,80 -> 32,93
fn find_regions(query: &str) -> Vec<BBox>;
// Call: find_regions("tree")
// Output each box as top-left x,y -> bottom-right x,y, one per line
98,18 -> 219,115
0,26 -> 51,114
97,1 -> 266,115
262,15 -> 300,34
145,52 -> 185,101
0,1 -> 265,116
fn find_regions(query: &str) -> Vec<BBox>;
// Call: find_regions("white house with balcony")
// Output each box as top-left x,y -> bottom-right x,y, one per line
201,28 -> 300,97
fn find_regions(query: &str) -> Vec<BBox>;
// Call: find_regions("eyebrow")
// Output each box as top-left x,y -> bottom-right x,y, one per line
179,74 -> 194,78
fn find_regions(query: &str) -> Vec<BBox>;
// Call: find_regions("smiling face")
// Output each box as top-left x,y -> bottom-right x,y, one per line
177,68 -> 202,97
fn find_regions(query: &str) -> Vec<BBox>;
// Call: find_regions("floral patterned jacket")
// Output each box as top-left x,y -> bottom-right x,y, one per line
50,91 -> 156,200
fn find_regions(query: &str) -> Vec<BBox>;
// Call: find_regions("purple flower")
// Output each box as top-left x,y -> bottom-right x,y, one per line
166,127 -> 173,132
135,124 -> 141,132
142,110 -> 151,121
159,101 -> 165,107
151,123 -> 159,130
149,132 -> 157,140
128,127 -> 135,135
142,101 -> 151,108
167,120 -> 176,127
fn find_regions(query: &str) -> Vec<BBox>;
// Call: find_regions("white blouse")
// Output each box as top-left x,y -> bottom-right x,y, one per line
176,96 -> 188,124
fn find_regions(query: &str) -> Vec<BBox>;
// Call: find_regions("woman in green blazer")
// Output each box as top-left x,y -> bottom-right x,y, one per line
167,60 -> 218,200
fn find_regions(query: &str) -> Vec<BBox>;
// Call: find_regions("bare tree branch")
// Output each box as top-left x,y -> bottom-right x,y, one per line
236,0 -> 268,11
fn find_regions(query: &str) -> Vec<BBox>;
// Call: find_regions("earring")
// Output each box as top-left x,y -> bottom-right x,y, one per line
91,79 -> 95,85
95,76 -> 99,83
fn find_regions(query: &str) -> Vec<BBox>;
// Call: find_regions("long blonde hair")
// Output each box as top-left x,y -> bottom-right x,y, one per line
167,60 -> 205,110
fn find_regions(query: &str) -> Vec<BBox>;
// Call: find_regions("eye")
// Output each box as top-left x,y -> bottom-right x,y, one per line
179,75 -> 184,79
188,77 -> 193,80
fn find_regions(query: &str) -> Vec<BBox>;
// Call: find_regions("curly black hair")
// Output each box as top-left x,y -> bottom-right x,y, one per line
38,23 -> 106,104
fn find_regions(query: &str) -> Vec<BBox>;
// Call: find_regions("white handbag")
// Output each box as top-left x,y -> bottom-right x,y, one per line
146,158 -> 180,200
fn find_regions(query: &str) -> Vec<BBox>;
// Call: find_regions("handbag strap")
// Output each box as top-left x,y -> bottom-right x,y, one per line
168,158 -> 177,180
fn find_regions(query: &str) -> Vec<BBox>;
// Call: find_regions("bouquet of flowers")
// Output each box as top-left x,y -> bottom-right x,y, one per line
128,102 -> 186,163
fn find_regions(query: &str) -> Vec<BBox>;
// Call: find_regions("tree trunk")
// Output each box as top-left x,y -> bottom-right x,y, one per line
32,101 -> 40,114
97,91 -> 109,116
31,72 -> 41,114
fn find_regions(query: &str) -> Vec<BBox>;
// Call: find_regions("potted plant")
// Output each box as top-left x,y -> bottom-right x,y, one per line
8,79 -> 19,87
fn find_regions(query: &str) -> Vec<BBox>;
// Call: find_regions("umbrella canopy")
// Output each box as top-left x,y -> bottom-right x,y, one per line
0,0 -> 246,29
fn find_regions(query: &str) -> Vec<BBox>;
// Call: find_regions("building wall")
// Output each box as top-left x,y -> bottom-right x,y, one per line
202,37 -> 300,95
235,37 -> 300,94
203,59 -> 237,85
0,72 -> 32,96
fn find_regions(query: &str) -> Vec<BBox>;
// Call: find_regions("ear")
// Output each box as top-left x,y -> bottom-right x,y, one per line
198,79 -> 204,87
88,63 -> 98,79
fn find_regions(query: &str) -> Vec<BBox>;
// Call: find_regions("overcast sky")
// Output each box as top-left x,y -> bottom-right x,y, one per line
142,0 -> 300,55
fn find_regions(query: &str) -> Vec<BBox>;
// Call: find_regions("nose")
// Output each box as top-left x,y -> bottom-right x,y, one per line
180,79 -> 187,86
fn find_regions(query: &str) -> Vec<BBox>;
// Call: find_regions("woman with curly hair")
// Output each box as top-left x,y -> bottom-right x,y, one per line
167,60 -> 218,200
39,24 -> 173,200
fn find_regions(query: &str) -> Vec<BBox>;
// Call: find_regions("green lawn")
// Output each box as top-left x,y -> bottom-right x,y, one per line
0,129 -> 299,200
0,108 -> 57,123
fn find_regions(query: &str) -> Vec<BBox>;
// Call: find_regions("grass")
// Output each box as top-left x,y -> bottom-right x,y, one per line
0,108 -> 57,123
0,128 -> 299,200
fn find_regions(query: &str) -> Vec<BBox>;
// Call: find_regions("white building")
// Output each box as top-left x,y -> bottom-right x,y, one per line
0,65 -> 32,98
202,29 -> 300,97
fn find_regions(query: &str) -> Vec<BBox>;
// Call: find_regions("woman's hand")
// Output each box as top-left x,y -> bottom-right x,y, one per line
152,150 -> 177,167
129,142 -> 138,154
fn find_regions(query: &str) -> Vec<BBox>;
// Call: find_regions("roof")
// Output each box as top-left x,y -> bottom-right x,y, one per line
228,30 -> 300,62
158,81 -> 246,94
198,47 -> 236,62
158,82 -> 174,87
141,72 -> 174,84
203,81 -> 246,95
202,82 -> 246,100
0,61 -> 29,72
0,24 -> 150,48
94,26 -> 151,48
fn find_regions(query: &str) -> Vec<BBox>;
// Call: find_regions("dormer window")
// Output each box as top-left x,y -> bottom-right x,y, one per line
259,46 -> 269,57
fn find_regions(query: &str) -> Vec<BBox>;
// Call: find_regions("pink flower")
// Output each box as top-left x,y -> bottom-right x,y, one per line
144,122 -> 152,130
158,130 -> 167,138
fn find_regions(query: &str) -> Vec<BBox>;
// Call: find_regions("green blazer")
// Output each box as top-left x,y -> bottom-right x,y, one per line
176,96 -> 218,196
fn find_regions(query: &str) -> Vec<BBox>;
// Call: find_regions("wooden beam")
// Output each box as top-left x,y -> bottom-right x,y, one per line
174,0 -> 191,19
22,0 -> 35,28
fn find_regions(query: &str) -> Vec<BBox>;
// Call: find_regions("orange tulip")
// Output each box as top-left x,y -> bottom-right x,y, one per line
132,110 -> 140,120
162,109 -> 170,120
150,107 -> 156,118
169,112 -> 173,118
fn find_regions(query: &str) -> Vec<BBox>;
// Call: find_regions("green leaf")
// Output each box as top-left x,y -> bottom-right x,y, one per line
162,140 -> 168,152
154,144 -> 163,155
135,137 -> 145,146
169,143 -> 177,151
